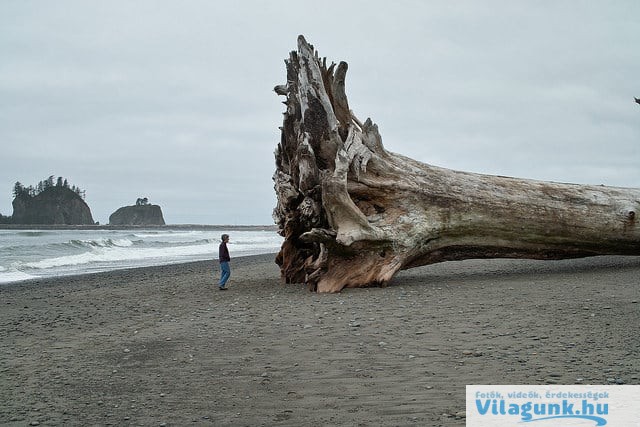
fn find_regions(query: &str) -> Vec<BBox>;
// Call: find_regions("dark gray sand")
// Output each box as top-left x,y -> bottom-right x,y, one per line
2,254 -> 639,426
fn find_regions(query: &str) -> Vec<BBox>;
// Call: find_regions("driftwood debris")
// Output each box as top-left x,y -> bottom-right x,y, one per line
273,35 -> 640,293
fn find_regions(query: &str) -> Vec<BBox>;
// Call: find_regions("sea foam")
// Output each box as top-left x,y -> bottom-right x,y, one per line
0,227 -> 282,284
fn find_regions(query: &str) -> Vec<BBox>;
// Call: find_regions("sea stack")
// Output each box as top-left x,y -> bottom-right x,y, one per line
109,198 -> 165,226
12,183 -> 94,225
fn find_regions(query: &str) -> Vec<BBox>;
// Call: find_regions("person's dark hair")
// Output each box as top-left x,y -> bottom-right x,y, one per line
221,234 -> 229,242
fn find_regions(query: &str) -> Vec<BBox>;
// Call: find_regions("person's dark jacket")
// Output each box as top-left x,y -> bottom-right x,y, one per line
219,242 -> 230,262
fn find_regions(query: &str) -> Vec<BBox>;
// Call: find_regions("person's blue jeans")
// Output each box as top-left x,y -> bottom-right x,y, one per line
219,261 -> 230,287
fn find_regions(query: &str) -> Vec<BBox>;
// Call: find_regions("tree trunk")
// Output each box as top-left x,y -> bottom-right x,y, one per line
273,35 -> 640,293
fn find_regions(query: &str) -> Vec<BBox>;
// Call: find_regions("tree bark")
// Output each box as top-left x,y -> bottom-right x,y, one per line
273,35 -> 640,293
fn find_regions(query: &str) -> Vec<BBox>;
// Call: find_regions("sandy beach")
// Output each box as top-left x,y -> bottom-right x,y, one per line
2,254 -> 639,426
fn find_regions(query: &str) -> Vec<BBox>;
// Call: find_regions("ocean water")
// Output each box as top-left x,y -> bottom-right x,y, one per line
0,227 -> 283,284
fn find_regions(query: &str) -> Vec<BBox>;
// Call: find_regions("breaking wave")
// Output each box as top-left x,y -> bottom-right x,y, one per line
0,228 -> 282,284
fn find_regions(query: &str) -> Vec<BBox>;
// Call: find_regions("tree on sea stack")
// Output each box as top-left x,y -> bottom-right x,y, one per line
273,35 -> 640,293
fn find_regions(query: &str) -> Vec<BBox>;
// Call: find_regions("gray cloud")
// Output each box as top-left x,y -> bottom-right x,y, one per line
1,1 -> 638,224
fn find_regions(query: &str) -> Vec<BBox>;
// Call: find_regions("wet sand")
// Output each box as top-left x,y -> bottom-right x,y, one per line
1,254 -> 639,426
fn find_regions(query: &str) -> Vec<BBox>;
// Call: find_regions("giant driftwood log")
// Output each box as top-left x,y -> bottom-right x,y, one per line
273,35 -> 640,293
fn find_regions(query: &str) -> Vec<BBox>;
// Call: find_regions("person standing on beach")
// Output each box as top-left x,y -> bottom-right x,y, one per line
218,234 -> 231,290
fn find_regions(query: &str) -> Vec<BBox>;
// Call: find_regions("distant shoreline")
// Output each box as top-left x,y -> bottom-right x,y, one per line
0,224 -> 278,231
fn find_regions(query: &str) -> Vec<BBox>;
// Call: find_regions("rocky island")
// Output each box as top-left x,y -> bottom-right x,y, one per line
109,198 -> 165,226
11,177 -> 94,225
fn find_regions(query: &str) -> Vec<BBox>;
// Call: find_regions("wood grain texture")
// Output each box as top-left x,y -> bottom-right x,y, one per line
273,36 -> 640,292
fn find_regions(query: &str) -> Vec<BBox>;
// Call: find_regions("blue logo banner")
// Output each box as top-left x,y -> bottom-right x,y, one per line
467,385 -> 640,426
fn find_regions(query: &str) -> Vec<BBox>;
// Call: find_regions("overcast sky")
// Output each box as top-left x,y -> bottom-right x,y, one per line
1,1 -> 638,224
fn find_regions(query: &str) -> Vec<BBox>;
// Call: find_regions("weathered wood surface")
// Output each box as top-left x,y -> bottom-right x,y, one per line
273,35 -> 640,293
